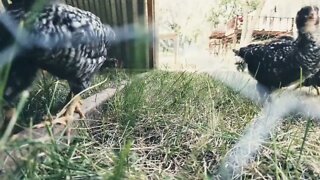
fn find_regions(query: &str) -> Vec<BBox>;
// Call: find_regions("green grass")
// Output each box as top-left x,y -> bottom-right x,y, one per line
1,70 -> 320,179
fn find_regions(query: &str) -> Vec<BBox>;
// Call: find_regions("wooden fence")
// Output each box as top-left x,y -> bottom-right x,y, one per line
62,0 -> 155,69
209,15 -> 294,55
1,0 -> 155,69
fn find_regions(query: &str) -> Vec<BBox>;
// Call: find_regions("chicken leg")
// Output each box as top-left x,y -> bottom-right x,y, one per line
34,94 -> 85,144
52,94 -> 85,124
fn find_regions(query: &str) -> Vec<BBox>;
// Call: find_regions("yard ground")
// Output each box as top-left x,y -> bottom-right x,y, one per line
1,0 -> 320,179
1,62 -> 320,179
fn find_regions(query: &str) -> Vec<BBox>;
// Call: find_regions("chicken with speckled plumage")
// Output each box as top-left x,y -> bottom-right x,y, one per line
234,6 -> 320,93
0,0 -> 117,138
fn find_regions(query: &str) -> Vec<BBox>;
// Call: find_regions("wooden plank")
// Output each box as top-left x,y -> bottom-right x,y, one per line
99,0 -> 108,23
92,0 -> 99,17
132,0 -> 140,68
120,0 -> 129,67
123,0 -> 134,69
114,0 -> 127,68
108,0 -> 122,69
104,0 -> 112,24
77,0 -> 84,10
147,0 -> 156,68
70,0 -> 78,8
159,34 -> 177,40
82,0 -> 90,11
110,0 -> 117,25
87,0 -> 92,12
0,82 -> 127,173
132,0 -> 148,70
115,0 -> 122,26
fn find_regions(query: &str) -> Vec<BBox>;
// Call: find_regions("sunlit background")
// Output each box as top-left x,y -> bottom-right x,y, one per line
156,0 -> 320,71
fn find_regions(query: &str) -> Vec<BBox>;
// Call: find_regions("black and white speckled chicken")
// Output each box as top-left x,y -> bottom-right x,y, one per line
1,0 -> 117,131
234,36 -> 295,73
234,6 -> 320,92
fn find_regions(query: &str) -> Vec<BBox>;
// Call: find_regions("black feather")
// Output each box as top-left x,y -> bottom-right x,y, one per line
1,1 -> 116,105
234,6 -> 320,91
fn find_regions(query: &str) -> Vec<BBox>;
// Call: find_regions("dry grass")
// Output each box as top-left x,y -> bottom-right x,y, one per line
2,70 -> 320,179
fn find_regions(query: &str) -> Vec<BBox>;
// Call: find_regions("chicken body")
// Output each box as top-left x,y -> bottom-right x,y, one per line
1,1 -> 116,134
2,1 -> 116,106
234,6 -> 320,91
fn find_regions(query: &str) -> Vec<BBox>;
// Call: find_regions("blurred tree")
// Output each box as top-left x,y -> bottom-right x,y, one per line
240,0 -> 266,45
156,0 -> 217,48
156,0 -> 261,49
207,0 -> 260,28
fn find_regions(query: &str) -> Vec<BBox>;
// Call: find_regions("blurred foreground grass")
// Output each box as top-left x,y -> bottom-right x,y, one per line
0,70 -> 320,179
